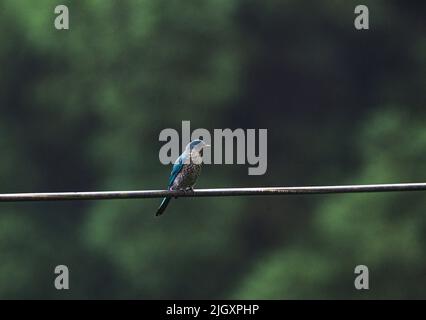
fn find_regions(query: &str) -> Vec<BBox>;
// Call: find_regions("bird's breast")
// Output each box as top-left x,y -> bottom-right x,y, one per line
171,163 -> 202,190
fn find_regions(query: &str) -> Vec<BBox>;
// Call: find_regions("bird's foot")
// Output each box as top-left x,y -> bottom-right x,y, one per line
185,187 -> 194,192
170,188 -> 179,199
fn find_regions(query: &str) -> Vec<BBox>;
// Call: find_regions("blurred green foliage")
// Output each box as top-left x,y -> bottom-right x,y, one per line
0,0 -> 425,298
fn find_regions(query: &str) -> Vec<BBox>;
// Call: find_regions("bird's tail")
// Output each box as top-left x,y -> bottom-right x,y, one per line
156,197 -> 171,216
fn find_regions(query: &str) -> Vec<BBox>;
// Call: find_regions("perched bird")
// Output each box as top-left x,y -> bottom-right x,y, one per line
156,139 -> 210,216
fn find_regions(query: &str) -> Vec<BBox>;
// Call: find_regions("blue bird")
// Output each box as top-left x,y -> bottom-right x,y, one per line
156,139 -> 210,216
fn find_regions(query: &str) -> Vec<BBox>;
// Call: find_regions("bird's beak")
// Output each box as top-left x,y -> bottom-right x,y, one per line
205,144 -> 211,148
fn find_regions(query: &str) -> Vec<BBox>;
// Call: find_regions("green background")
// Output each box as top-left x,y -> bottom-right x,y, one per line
0,0 -> 425,299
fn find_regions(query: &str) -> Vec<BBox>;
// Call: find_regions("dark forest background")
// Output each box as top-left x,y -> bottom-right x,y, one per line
0,0 -> 425,299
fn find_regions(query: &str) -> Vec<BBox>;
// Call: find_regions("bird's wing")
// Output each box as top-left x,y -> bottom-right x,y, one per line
167,153 -> 187,188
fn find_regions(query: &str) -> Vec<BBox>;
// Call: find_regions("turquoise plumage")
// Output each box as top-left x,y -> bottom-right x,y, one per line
156,140 -> 209,216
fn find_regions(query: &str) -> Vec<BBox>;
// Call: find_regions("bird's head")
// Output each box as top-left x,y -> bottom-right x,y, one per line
185,139 -> 210,154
